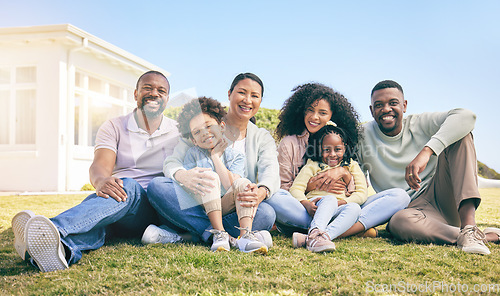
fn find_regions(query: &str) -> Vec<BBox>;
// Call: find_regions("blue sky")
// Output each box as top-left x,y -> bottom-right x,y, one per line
1,1 -> 499,171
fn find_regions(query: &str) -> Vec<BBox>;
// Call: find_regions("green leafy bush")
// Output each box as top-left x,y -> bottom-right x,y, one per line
478,161 -> 500,179
80,183 -> 95,191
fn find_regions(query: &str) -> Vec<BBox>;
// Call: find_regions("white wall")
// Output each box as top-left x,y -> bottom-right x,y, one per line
64,50 -> 140,191
0,41 -> 64,191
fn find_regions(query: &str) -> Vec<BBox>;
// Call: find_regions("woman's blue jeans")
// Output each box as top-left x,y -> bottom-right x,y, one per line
146,177 -> 276,241
51,178 -> 158,265
266,188 -> 410,236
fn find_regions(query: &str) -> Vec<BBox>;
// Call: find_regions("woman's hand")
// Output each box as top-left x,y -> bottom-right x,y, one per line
174,167 -> 216,196
301,198 -> 320,217
308,167 -> 351,194
337,199 -> 347,207
237,183 -> 265,208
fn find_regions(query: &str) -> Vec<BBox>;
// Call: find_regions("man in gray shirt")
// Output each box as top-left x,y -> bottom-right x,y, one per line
358,80 -> 500,255
12,71 -> 181,272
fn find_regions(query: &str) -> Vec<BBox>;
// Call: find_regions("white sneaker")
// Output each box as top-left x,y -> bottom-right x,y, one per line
209,229 -> 230,252
457,225 -> 490,255
236,228 -> 268,254
12,210 -> 35,260
141,224 -> 183,245
25,215 -> 68,272
253,230 -> 273,249
306,228 -> 336,253
292,232 -> 307,248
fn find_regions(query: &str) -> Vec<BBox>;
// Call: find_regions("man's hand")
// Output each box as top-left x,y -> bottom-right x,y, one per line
406,146 -> 434,190
175,167 -> 216,196
237,183 -> 265,208
301,198 -> 320,217
308,167 -> 351,194
94,177 -> 127,202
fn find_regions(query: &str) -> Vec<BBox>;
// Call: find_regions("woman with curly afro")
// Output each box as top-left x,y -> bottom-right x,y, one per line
266,82 -> 410,240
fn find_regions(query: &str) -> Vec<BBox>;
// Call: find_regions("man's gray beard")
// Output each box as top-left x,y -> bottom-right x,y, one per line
140,100 -> 165,118
140,107 -> 164,118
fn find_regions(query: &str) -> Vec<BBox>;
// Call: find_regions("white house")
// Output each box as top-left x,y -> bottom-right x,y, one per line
0,24 -> 169,192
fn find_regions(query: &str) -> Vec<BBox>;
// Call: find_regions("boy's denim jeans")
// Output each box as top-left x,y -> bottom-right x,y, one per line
51,178 -> 157,265
146,177 -> 276,241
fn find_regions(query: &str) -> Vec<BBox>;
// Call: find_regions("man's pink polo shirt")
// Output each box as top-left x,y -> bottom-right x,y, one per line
94,110 -> 179,189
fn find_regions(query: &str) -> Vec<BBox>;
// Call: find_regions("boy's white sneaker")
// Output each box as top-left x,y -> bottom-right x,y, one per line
12,210 -> 35,260
25,215 -> 68,272
141,224 -> 183,245
209,229 -> 230,252
230,230 -> 273,249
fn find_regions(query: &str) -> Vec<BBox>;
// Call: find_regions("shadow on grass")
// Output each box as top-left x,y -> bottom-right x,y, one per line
0,227 -> 38,276
0,226 -> 207,276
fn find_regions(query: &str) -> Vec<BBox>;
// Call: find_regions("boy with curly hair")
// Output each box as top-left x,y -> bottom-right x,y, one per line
175,96 -> 268,254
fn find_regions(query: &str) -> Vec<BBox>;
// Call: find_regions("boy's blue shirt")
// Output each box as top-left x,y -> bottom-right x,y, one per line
183,145 -> 245,195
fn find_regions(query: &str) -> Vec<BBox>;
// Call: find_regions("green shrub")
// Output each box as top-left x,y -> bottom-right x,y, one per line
478,161 -> 500,179
164,106 -> 182,120
80,183 -> 95,191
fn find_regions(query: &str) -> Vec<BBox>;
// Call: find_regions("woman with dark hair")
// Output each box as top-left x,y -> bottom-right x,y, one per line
145,73 -> 277,250
266,82 -> 410,238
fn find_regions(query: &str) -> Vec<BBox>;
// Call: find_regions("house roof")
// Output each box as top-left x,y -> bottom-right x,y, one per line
0,24 -> 169,76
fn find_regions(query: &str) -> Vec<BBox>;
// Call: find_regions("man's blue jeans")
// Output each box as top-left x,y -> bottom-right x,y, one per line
146,177 -> 276,241
51,178 -> 157,265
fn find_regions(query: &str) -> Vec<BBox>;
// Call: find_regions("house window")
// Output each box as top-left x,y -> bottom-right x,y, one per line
74,71 -> 134,147
0,66 -> 37,147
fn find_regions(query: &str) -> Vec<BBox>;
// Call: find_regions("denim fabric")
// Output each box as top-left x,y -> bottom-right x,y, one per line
309,196 -> 362,239
358,188 -> 410,229
266,188 -> 410,236
265,189 -> 311,234
51,178 -> 158,265
147,177 -> 276,241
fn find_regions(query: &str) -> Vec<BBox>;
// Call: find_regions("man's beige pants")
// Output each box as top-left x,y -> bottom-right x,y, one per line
387,133 -> 480,244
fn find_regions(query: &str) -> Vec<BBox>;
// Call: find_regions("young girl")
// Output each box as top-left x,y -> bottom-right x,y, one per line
289,122 -> 368,252
177,96 -> 268,254
267,82 -> 409,239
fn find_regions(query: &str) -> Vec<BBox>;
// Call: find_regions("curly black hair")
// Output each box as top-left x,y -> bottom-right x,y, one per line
371,80 -> 403,97
306,125 -> 353,166
275,82 -> 361,149
177,96 -> 227,139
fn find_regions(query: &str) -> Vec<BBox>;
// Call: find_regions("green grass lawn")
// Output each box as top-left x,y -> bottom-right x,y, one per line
1,189 -> 500,295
